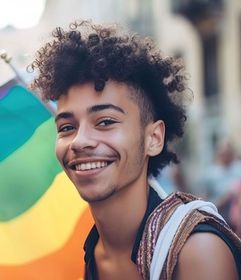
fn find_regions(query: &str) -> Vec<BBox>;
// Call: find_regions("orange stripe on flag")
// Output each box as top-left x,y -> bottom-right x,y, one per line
0,207 -> 93,280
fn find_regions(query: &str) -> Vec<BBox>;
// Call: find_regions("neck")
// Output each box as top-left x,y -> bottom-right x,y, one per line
90,177 -> 149,255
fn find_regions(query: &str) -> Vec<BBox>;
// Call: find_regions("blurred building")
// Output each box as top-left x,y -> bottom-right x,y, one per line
0,0 -> 240,191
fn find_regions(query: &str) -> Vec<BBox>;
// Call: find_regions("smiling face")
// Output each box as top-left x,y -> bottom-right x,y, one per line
55,81 -> 164,203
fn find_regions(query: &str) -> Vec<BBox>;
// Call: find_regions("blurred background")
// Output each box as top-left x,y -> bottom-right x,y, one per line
1,0 -> 241,188
0,0 -> 241,278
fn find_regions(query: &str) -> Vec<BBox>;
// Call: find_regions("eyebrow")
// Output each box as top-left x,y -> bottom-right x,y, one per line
87,103 -> 126,114
55,103 -> 125,123
55,112 -> 74,123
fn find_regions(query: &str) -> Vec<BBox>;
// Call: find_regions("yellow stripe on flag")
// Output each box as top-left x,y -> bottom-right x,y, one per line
0,172 -> 87,265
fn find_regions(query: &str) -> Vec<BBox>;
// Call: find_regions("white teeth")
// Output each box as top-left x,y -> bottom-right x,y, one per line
75,161 -> 108,171
86,163 -> 91,170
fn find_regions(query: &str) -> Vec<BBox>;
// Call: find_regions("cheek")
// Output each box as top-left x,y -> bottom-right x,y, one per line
55,145 -> 61,164
104,131 -> 135,159
110,128 -> 143,159
111,124 -> 140,144
55,138 -> 66,164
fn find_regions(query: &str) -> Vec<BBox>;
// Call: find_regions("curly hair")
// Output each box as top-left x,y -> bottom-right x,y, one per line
29,20 -> 191,177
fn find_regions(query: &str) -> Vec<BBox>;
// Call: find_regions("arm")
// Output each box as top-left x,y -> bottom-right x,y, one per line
173,232 -> 238,280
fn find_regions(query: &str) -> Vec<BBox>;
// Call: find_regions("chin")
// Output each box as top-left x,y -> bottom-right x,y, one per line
78,188 -> 117,203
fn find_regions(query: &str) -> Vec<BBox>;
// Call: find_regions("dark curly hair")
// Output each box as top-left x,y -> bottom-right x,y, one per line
29,20 -> 191,177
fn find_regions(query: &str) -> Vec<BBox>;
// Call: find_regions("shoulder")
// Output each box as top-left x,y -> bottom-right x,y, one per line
174,232 -> 239,280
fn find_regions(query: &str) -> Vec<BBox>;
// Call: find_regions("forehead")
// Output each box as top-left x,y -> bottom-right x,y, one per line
57,80 -> 140,115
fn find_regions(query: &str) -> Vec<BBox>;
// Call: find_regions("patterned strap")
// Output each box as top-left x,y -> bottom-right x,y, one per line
150,199 -> 225,280
136,184 -> 241,280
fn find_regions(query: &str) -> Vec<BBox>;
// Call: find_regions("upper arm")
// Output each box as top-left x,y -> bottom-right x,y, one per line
173,232 -> 239,280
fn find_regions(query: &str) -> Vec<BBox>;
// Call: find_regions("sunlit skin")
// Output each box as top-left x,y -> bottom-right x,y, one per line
55,81 -> 164,204
55,80 -> 238,280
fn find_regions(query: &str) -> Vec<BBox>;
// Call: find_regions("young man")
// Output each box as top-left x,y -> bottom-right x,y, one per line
30,20 -> 241,280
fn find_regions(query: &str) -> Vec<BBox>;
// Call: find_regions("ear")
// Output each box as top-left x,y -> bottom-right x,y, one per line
146,120 -> 165,157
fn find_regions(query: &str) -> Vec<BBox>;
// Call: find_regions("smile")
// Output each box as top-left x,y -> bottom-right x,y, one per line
75,161 -> 108,171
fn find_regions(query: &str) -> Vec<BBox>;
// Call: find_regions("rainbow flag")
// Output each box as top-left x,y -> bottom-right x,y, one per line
0,79 -> 93,280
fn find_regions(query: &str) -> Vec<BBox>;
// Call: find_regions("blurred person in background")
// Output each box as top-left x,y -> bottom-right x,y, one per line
29,20 -> 241,280
203,140 -> 241,221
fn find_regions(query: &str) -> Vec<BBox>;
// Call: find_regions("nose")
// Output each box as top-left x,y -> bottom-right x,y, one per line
70,124 -> 98,152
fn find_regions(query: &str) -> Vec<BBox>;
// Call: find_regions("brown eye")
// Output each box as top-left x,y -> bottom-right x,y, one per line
58,124 -> 74,133
97,118 -> 118,127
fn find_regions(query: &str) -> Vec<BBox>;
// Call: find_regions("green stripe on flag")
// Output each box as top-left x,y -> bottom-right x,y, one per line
0,85 -> 51,161
0,119 -> 62,221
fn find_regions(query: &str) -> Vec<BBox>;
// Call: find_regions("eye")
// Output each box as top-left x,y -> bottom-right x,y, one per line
97,118 -> 118,127
58,124 -> 75,133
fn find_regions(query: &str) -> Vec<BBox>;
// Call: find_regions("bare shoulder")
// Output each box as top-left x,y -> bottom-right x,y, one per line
173,232 -> 239,280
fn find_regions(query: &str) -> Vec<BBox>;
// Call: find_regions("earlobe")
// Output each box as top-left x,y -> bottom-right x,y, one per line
147,120 -> 165,157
